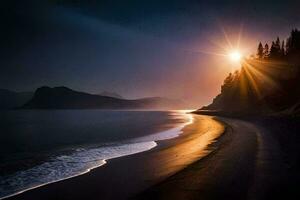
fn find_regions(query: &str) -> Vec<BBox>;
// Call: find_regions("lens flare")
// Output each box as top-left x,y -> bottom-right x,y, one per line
229,51 -> 242,62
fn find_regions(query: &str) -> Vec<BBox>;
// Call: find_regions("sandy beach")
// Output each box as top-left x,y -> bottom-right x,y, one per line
7,113 -> 299,200
136,116 -> 299,200
7,114 -> 225,200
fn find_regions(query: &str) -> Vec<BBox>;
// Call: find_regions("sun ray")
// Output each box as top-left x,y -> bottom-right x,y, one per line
196,51 -> 228,57
242,62 -> 262,98
242,60 -> 281,94
237,23 -> 244,49
220,25 -> 234,50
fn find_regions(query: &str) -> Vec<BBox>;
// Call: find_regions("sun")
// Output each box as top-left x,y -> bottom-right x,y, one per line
229,51 -> 242,62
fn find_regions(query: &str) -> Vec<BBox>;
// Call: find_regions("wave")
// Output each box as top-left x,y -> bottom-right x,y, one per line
0,142 -> 157,199
0,112 -> 193,199
131,112 -> 193,142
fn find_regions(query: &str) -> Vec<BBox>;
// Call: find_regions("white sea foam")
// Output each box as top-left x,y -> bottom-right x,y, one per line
0,141 -> 157,199
0,112 -> 193,200
131,112 -> 193,142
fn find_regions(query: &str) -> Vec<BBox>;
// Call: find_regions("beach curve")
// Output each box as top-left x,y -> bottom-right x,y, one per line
7,114 -> 225,200
136,116 -> 284,200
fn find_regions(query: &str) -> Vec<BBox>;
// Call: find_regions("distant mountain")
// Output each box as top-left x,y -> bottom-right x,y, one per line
97,91 -> 123,99
21,86 -> 185,110
0,89 -> 33,109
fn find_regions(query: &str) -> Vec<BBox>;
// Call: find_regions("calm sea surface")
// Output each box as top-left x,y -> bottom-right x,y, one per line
0,110 -> 191,199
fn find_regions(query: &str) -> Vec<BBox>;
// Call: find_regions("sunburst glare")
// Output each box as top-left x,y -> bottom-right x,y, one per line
229,51 -> 242,62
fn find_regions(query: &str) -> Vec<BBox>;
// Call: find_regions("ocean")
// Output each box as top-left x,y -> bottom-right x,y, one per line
0,110 -> 192,199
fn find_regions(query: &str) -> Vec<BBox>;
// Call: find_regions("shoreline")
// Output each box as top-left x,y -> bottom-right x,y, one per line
6,114 -> 225,200
136,115 -> 300,200
0,111 -> 192,200
135,116 -> 259,200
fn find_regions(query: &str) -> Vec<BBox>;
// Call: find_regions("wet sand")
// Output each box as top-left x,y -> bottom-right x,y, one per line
136,117 -> 298,200
7,114 -> 225,200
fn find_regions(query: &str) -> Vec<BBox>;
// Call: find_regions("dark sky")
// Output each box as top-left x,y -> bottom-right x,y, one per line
1,0 -> 300,107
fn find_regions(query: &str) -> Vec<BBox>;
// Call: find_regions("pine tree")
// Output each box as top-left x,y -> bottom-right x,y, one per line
281,40 -> 285,57
221,73 -> 233,93
269,37 -> 281,59
275,37 -> 281,49
263,43 -> 269,58
269,41 -> 276,58
257,42 -> 264,59
286,29 -> 300,56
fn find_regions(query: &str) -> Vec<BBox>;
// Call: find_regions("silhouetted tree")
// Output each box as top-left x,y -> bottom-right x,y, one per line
204,28 -> 300,114
221,73 -> 233,93
257,42 -> 264,59
286,29 -> 300,56
275,37 -> 281,48
269,38 -> 281,59
269,41 -> 276,58
263,43 -> 269,58
281,40 -> 285,57
275,37 -> 281,58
